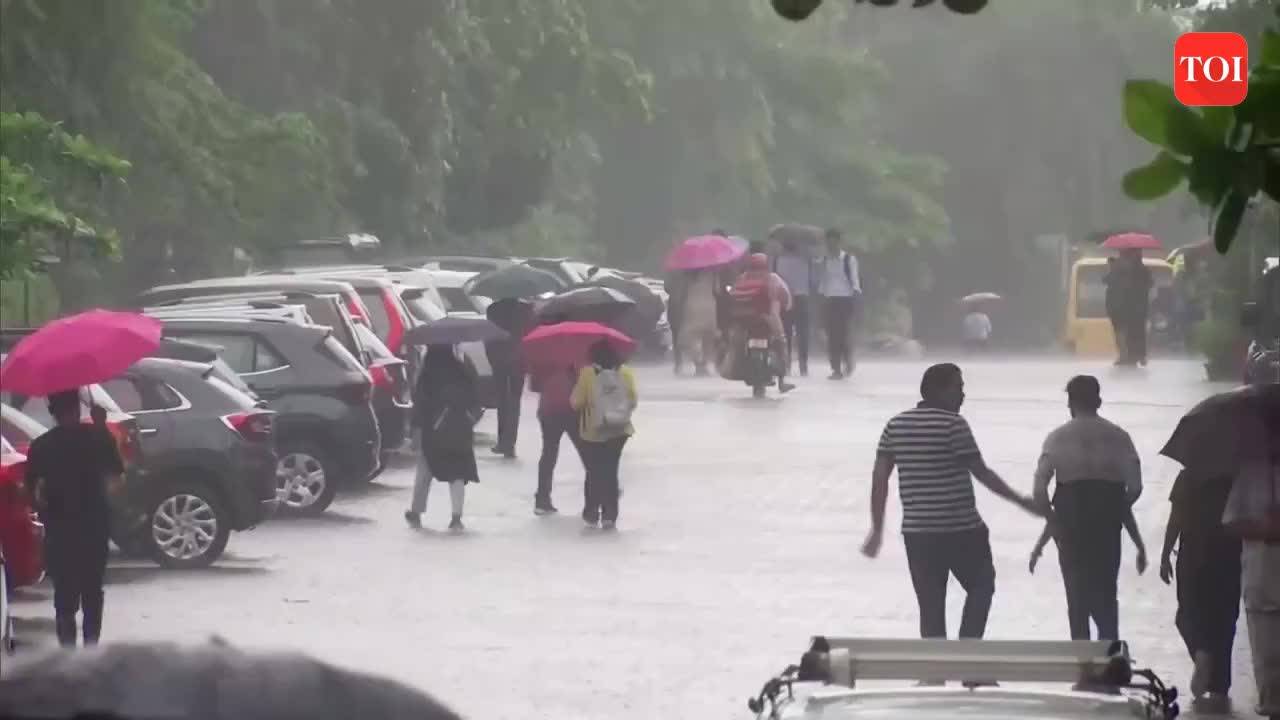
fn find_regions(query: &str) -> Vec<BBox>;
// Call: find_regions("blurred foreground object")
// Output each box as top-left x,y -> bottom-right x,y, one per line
0,641 -> 463,720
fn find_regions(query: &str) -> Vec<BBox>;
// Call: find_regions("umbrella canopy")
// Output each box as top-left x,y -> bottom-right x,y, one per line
1160,384 -> 1280,477
522,321 -> 636,372
535,286 -> 635,324
961,292 -> 1003,304
0,309 -> 162,396
403,316 -> 508,346
768,223 -> 823,248
0,641 -> 462,720
664,234 -> 747,271
579,272 -> 664,325
1102,232 -> 1161,251
464,263 -> 565,300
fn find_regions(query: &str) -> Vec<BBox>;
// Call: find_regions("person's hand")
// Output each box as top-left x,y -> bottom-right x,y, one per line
861,529 -> 883,559
1136,547 -> 1148,575
1159,553 -> 1174,585
1028,548 -> 1041,574
90,404 -> 107,426
1019,494 -> 1049,517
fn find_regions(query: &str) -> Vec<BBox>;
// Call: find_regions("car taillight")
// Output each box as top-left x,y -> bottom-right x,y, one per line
345,295 -> 371,325
369,364 -> 393,390
95,420 -> 140,466
381,290 -> 406,355
337,380 -> 372,406
221,411 -> 275,443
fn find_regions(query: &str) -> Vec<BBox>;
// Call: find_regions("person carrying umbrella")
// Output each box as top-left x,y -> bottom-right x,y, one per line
485,299 -> 534,459
23,390 -> 125,647
772,235 -> 817,376
404,345 -> 480,531
1114,248 -> 1154,366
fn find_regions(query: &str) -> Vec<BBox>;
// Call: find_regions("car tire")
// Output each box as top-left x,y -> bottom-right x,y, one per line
144,481 -> 231,570
275,441 -> 338,516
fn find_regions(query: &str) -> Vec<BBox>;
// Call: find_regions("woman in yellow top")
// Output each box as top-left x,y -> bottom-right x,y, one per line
570,340 -> 638,530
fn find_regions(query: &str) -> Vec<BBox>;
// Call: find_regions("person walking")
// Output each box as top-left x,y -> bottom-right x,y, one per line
1027,376 -> 1145,642
1118,250 -> 1153,366
1103,257 -> 1129,365
862,364 -> 1043,640
404,345 -> 480,531
817,228 -> 861,379
664,270 -> 689,375
531,362 -> 584,515
570,341 -> 638,530
485,299 -> 532,459
961,306 -> 993,353
678,268 -> 720,376
1158,469 -> 1241,714
772,236 -> 817,376
23,390 -> 124,647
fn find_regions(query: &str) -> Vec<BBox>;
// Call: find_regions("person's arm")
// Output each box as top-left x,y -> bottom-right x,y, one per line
570,368 -> 590,411
1031,440 -> 1056,513
1159,497 -> 1182,585
861,452 -> 895,558
1123,507 -> 1147,574
1120,430 -> 1143,505
954,417 -> 1044,516
623,367 -> 639,410
1029,521 -> 1053,573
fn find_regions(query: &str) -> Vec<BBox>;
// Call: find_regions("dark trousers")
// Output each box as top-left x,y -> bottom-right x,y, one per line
1176,538 -> 1243,694
493,368 -> 524,452
823,296 -> 856,374
782,296 -> 811,374
1053,480 -> 1125,640
537,412 -> 582,503
581,436 -> 627,524
50,539 -> 108,647
1108,313 -> 1128,362
903,526 -> 996,638
1124,311 -> 1149,364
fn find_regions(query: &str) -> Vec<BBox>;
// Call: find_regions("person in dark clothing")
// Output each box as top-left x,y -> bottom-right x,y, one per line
404,345 -> 480,531
485,299 -> 533,459
773,237 -> 817,376
1160,470 -> 1242,713
663,271 -> 689,375
1103,257 -> 1129,365
1118,250 -> 1153,366
24,389 -> 124,647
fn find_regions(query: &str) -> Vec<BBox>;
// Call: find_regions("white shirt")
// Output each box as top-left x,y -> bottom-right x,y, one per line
1033,414 -> 1143,506
963,312 -> 992,341
819,252 -> 860,297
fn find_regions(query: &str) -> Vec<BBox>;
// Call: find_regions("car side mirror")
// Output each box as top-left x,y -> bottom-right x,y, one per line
1241,302 -> 1261,329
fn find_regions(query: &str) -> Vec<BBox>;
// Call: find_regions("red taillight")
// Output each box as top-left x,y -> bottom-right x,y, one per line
92,420 -> 139,465
337,381 -> 372,406
221,411 -> 275,443
381,290 -> 406,355
369,364 -> 393,390
345,294 -> 371,325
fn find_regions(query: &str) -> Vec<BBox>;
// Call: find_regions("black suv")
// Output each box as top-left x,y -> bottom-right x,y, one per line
101,358 -> 277,569
157,318 -> 381,515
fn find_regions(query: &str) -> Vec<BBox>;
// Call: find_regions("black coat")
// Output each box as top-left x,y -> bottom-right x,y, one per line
415,357 -> 480,484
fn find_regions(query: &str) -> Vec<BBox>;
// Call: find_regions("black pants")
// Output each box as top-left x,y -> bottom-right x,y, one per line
581,436 -> 627,524
1124,311 -> 1148,364
1053,480 -> 1125,640
493,368 -> 524,453
537,412 -> 583,503
1108,314 -> 1128,362
782,296 -> 811,374
823,296 -> 856,374
49,538 -> 108,647
1176,538 -> 1242,694
903,526 -> 995,638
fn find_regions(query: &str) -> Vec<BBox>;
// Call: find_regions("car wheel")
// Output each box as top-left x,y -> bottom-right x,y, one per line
145,482 -> 231,570
275,443 -> 337,516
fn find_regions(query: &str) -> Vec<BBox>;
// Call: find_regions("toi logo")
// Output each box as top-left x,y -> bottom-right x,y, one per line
1174,32 -> 1249,107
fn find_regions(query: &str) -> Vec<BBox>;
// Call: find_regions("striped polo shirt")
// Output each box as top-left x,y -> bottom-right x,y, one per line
877,405 -> 985,534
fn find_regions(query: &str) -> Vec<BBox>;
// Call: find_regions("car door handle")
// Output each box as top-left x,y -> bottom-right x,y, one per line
139,428 -> 159,436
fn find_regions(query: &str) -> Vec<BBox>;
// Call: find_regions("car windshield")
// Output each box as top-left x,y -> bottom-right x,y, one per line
402,292 -> 447,323
437,286 -> 473,313
358,288 -> 392,339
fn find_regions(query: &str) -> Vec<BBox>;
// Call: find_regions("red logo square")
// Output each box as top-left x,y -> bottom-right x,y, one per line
1174,32 -> 1249,107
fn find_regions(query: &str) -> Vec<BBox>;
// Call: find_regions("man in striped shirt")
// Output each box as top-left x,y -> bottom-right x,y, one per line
862,363 -> 1043,640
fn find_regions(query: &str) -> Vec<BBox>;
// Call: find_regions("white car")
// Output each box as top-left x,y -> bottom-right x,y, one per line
749,637 -> 1179,720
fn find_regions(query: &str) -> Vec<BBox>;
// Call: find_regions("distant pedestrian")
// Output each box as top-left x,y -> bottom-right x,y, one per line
962,308 -> 992,352
1027,376 -> 1145,642
678,269 -> 720,376
571,340 -> 638,530
485,299 -> 533,459
531,362 -> 584,515
404,345 -> 480,531
1158,469 -> 1241,713
1104,257 -> 1129,364
664,270 -> 689,374
862,364 -> 1043,640
1113,250 -> 1153,366
772,236 -> 817,376
817,228 -> 861,379
23,390 -> 124,647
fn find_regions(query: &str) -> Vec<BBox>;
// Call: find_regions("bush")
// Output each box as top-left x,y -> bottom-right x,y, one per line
1193,317 -> 1245,381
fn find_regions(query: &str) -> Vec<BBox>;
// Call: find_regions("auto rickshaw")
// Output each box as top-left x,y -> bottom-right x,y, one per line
1063,256 -> 1174,357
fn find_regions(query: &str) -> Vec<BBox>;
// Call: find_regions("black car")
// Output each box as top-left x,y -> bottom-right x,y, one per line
100,358 -> 278,569
157,318 -> 381,515
352,322 -> 412,456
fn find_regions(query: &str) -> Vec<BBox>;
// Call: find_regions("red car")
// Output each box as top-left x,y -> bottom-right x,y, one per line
0,434 -> 42,589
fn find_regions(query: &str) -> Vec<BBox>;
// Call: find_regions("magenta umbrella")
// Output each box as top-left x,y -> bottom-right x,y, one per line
664,234 -> 747,271
1102,232 -> 1161,251
0,309 -> 163,396
522,321 -> 636,373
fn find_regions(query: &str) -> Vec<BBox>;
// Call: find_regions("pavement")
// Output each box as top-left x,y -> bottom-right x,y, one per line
7,355 -> 1265,719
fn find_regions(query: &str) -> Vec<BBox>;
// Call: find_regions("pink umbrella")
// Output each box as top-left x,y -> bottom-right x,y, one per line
1102,232 -> 1161,251
522,321 -> 636,372
0,310 -> 162,396
664,234 -> 747,271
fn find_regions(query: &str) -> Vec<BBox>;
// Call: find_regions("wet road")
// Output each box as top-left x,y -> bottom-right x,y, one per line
10,356 -> 1261,718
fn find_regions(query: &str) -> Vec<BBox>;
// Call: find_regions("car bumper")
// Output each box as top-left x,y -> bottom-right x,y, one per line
227,444 -> 280,530
334,409 -> 382,484
373,398 -> 410,453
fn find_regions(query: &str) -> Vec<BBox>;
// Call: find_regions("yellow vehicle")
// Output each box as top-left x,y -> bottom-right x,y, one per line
1063,257 -> 1174,356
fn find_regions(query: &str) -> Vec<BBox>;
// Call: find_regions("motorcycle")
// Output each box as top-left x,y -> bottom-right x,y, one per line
743,331 -> 776,399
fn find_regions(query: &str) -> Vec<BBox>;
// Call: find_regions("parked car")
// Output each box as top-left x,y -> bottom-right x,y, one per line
399,255 -> 514,274
98,358 -> 278,569
351,323 -> 412,456
277,272 -> 416,360
0,435 -> 42,590
157,318 -> 381,514
260,233 -> 384,269
425,269 -> 492,315
512,257 -> 588,288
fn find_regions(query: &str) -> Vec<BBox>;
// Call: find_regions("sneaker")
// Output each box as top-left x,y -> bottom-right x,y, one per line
448,516 -> 465,532
1191,650 -> 1212,698
778,381 -> 796,394
491,446 -> 516,459
404,511 -> 422,529
1191,694 -> 1232,715
601,520 -> 617,531
828,371 -> 844,380
534,502 -> 559,516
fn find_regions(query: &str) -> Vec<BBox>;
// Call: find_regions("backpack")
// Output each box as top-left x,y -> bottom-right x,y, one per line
589,367 -> 633,435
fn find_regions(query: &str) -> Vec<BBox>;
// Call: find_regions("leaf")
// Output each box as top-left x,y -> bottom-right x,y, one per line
1262,28 -> 1280,67
1123,80 -> 1180,150
1200,106 -> 1234,143
1211,190 -> 1247,254
1122,152 -> 1187,200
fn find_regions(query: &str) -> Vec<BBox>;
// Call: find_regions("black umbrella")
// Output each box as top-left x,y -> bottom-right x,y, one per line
0,641 -> 462,720
464,264 -> 566,300
535,286 -> 635,324
1160,383 -> 1280,477
578,272 -> 664,325
404,316 -> 508,345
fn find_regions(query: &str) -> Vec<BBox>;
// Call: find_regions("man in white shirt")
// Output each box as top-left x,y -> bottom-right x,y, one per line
817,228 -> 861,379
1032,375 -> 1143,641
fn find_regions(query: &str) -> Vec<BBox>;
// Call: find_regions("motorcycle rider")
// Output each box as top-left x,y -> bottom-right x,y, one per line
729,253 -> 795,394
